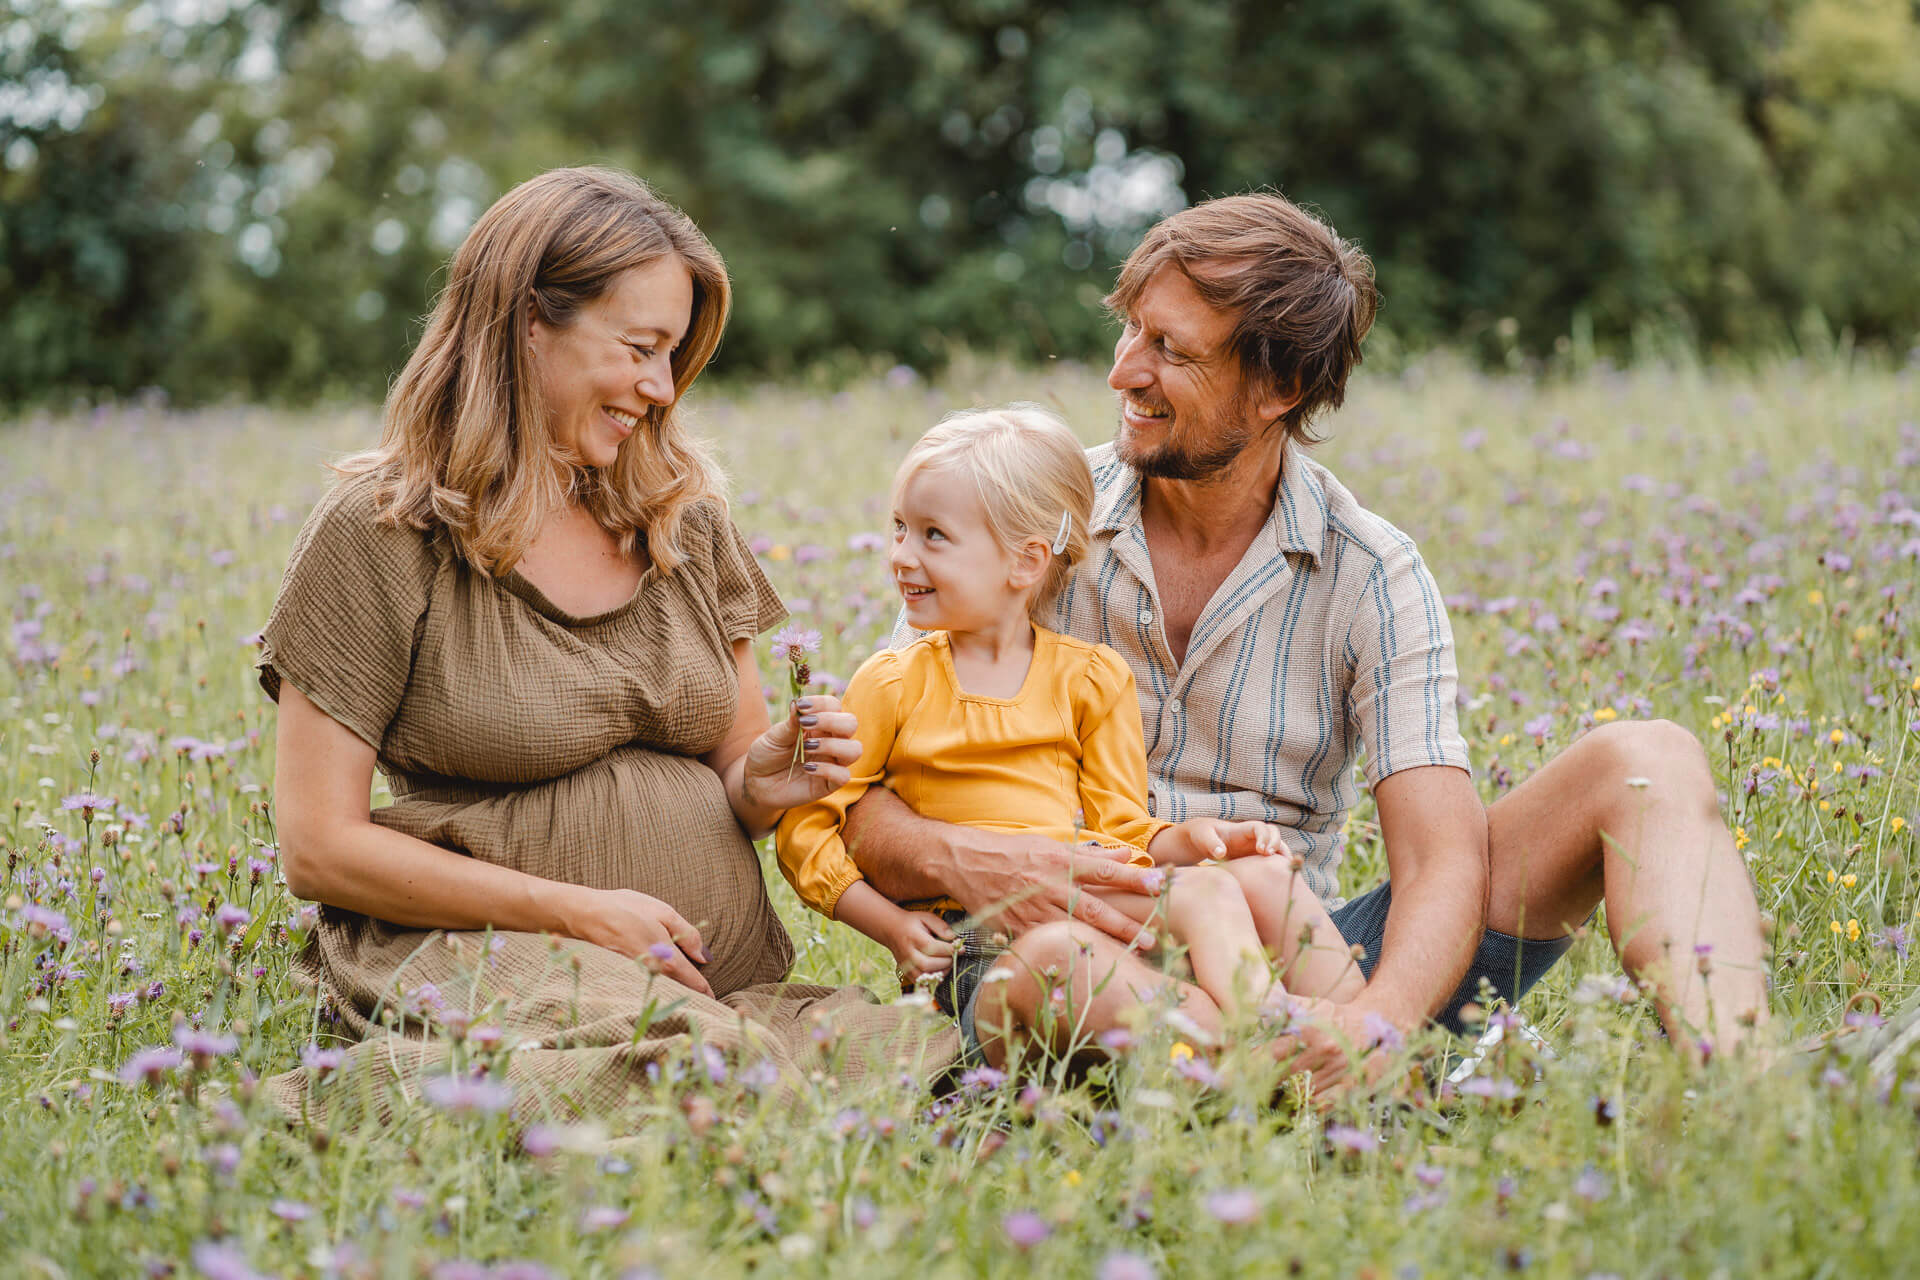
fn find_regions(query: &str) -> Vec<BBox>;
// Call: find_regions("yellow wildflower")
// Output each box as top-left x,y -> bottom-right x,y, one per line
1593,707 -> 1618,723
767,545 -> 792,561
1807,589 -> 1825,606
1820,800 -> 1831,811
1763,757 -> 1783,769
1830,920 -> 1844,934
1829,729 -> 1846,745
1827,869 -> 1838,884
1734,827 -> 1750,852
1893,817 -> 1907,835
1841,874 -> 1857,888
1064,1170 -> 1083,1188
1500,733 -> 1513,746
1833,761 -> 1844,774
1847,919 -> 1862,942
1170,1041 -> 1195,1064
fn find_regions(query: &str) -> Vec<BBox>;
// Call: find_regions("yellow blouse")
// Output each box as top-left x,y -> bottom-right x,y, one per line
775,626 -> 1169,917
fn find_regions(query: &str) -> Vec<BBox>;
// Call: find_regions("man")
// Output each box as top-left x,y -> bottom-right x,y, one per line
842,193 -> 1770,1089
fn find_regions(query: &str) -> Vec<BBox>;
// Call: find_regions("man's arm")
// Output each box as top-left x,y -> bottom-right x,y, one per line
1354,764 -> 1488,1028
842,787 -> 1163,944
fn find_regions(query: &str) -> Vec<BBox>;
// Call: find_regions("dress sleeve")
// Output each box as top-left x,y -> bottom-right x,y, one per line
255,473 -> 436,753
1343,539 -> 1473,786
702,503 -> 787,642
1073,645 -> 1171,854
774,650 -> 903,917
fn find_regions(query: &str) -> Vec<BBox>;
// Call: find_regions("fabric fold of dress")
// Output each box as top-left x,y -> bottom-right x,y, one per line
255,472 -> 957,1127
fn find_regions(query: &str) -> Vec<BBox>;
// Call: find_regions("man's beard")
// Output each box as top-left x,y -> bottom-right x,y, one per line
1114,394 -> 1257,481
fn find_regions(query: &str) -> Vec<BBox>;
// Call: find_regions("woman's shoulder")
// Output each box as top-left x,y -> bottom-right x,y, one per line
285,466 -> 440,586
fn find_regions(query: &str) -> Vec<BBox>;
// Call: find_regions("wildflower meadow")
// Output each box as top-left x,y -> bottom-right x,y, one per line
3,354 -> 1918,1276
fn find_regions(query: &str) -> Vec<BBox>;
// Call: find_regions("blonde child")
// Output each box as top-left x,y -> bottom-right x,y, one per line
776,405 -> 1363,1048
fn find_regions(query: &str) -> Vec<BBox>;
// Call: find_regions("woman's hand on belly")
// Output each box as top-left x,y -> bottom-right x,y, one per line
557,884 -> 715,996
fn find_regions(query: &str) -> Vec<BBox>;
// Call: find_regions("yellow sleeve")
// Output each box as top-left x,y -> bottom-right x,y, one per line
774,649 -> 903,917
1073,645 -> 1171,854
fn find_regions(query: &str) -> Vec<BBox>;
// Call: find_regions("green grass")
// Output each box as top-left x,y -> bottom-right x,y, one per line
2,354 -> 1918,1276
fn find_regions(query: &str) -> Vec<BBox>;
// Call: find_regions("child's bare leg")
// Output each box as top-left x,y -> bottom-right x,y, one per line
1096,867 -> 1273,1016
1220,856 -> 1366,1003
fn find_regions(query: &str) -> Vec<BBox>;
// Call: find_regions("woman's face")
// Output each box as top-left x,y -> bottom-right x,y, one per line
528,256 -> 694,469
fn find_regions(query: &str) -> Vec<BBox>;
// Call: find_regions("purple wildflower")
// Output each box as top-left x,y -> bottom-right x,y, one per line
1098,1253 -> 1157,1280
1203,1188 -> 1260,1225
119,1045 -> 183,1087
214,903 -> 250,935
770,625 -> 822,659
300,1044 -> 346,1076
1002,1211 -> 1051,1248
1875,925 -> 1911,961
430,1265 -> 490,1280
421,1072 -> 515,1115
269,1198 -> 312,1222
1573,1166 -> 1611,1202
172,1024 -> 239,1067
579,1205 -> 631,1233
60,792 -> 112,814
190,1241 -> 271,1280
1325,1124 -> 1379,1155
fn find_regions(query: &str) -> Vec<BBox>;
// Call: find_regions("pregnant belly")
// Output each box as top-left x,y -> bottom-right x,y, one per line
371,744 -> 793,993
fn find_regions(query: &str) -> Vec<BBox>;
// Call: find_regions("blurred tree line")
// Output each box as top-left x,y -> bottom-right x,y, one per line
3,0 -> 1917,408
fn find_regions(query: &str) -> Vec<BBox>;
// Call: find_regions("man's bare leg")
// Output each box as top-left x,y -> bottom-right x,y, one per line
973,922 -> 1225,1069
1484,719 -> 1770,1056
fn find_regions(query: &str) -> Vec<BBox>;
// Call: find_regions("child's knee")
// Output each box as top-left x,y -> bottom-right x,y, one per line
1222,855 -> 1312,909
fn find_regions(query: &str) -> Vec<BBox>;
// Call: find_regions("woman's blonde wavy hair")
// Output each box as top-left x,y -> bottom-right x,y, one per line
895,404 -> 1094,622
338,165 -> 730,576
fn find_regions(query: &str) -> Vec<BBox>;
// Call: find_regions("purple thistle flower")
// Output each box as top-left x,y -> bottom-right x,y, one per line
1458,1075 -> 1522,1101
1203,1188 -> 1260,1225
269,1198 -> 312,1223
172,1024 -> 239,1066
60,792 -> 112,814
847,531 -> 886,553
579,1205 -> 631,1233
1523,714 -> 1554,743
958,1065 -> 1008,1092
1572,1165 -> 1611,1202
1098,1253 -> 1156,1280
18,903 -> 69,939
190,1241 -> 271,1280
770,625 -> 822,659
1875,925 -> 1911,961
119,1045 -> 183,1087
1325,1124 -> 1379,1154
1172,1054 -> 1223,1088
492,1263 -> 558,1280
429,1265 -> 490,1280
1362,1011 -> 1406,1052
214,903 -> 250,935
421,1072 -> 515,1115
1002,1211 -> 1051,1249
300,1044 -> 346,1076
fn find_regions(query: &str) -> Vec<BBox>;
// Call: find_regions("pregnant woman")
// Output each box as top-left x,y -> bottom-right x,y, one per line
259,166 -> 955,1126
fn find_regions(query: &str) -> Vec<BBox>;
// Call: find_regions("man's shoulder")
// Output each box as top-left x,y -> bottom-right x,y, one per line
1302,454 -> 1427,571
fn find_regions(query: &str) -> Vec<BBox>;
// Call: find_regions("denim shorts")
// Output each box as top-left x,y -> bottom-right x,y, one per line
940,881 -> 1576,1057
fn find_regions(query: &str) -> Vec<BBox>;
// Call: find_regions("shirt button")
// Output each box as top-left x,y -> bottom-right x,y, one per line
1139,606 -> 1153,624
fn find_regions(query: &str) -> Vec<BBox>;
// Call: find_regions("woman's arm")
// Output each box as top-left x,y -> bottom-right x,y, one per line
702,639 -> 862,838
275,682 -> 717,995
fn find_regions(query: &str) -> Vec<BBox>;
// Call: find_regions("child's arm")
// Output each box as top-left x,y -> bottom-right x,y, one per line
1074,647 -> 1172,854
774,652 -> 901,918
832,880 -> 957,984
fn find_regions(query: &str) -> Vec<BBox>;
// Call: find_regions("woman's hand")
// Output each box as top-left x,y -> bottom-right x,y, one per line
561,885 -> 715,997
885,910 -> 958,991
740,694 -> 862,813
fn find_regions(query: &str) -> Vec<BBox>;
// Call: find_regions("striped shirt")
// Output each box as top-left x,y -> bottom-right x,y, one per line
890,442 -> 1470,903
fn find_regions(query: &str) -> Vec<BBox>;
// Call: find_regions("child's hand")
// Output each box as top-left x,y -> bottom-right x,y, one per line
886,911 -> 958,990
1165,817 -> 1286,862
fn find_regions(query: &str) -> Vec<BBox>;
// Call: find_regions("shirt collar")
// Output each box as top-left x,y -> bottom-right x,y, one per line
1090,443 -> 1326,567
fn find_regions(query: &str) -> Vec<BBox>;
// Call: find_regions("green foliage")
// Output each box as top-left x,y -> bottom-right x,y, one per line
3,0 -> 1919,408
3,360 -> 1919,1272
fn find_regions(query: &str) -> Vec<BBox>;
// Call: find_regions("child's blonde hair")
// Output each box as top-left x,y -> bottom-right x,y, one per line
895,403 -> 1094,621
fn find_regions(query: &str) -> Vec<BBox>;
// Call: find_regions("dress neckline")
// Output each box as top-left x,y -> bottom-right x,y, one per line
934,625 -> 1051,705
500,563 -> 660,627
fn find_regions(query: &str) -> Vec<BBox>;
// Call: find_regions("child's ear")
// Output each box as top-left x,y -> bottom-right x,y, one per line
1007,538 -> 1051,591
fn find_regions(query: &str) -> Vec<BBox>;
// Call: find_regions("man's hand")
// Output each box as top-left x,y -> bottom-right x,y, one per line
1267,997 -> 1403,1106
953,831 -> 1165,947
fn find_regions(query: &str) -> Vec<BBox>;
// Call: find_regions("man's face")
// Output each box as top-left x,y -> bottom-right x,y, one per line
1106,266 -> 1260,481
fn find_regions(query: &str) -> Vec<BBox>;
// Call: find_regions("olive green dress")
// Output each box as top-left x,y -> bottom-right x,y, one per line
257,471 -> 955,1126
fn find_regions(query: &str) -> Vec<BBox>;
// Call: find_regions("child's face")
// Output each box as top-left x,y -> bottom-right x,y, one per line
889,466 -> 1027,633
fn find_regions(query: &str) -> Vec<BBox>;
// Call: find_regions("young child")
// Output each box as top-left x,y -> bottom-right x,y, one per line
776,405 -> 1363,1040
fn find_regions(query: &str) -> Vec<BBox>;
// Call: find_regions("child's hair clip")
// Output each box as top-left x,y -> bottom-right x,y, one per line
1051,510 -> 1071,555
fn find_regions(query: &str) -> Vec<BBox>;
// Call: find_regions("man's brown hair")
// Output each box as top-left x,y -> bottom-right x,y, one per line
1106,193 -> 1378,445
